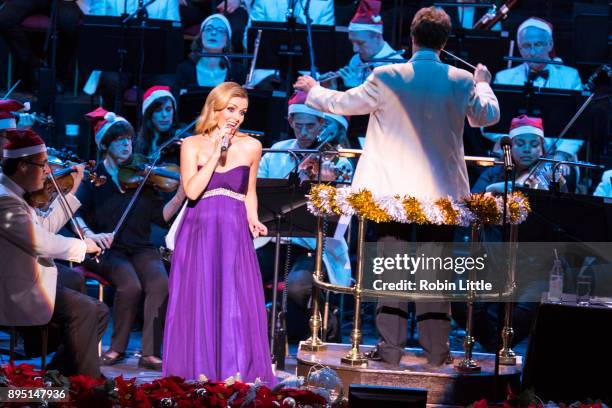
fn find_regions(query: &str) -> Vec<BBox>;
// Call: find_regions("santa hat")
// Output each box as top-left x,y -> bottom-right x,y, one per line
324,113 -> 349,131
2,129 -> 46,159
142,85 -> 176,115
200,13 -> 232,41
85,107 -> 130,147
349,0 -> 383,34
518,17 -> 553,39
0,99 -> 26,131
288,91 -> 326,119
509,115 -> 544,139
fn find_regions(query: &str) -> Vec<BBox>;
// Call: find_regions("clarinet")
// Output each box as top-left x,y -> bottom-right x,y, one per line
244,29 -> 263,89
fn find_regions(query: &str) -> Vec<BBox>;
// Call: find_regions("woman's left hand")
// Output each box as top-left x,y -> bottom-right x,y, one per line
249,218 -> 268,238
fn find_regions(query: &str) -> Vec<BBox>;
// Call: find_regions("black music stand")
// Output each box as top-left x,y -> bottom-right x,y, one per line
246,22 -> 336,81
486,85 -> 590,138
443,29 -> 511,76
256,178 -> 339,369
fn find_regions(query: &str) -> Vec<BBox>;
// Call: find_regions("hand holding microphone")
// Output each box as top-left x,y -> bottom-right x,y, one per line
220,123 -> 234,152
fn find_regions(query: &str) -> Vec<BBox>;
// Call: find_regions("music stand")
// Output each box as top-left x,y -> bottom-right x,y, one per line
256,178 -> 339,368
246,21 -> 336,78
486,85 -> 590,138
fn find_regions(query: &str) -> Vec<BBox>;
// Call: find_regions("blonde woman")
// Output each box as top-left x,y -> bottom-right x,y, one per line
162,82 -> 275,383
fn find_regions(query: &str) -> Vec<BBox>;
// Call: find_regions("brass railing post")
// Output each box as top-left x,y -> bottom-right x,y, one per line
455,223 -> 482,373
341,216 -> 368,366
499,224 -> 518,365
301,216 -> 327,352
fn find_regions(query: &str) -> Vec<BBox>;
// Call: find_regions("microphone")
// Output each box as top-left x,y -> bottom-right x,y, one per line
500,136 -> 514,173
220,125 -> 233,152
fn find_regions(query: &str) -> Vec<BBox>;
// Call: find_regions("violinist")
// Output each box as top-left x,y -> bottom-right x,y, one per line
256,91 -> 353,342
75,108 -> 185,371
0,129 -> 108,378
472,115 -> 572,194
134,86 -> 180,163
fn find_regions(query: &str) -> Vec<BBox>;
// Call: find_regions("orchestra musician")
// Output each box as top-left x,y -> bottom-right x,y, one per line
473,115 -> 574,194
494,17 -> 583,90
75,108 -> 185,371
0,129 -> 108,378
135,86 -> 181,163
336,0 -> 404,89
174,14 -> 246,93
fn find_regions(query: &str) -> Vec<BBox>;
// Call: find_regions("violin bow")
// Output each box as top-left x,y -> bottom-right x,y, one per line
111,118 -> 198,239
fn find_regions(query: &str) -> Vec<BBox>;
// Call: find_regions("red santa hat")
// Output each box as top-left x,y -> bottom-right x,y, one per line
2,128 -> 46,159
85,107 -> 130,147
288,91 -> 326,119
324,113 -> 349,131
509,115 -> 544,139
0,99 -> 26,131
142,85 -> 176,115
349,0 -> 383,34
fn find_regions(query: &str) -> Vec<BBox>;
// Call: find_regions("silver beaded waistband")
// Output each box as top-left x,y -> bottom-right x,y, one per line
201,187 -> 245,201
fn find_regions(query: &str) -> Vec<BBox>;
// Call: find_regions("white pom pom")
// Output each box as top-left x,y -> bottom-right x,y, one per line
371,15 -> 381,23
104,111 -> 117,122
23,102 -> 31,111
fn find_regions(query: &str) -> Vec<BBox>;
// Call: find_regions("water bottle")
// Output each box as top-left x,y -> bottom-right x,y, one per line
548,251 -> 563,302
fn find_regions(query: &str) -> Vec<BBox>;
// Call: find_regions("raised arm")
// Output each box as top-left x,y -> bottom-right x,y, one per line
466,64 -> 500,128
180,133 -> 221,201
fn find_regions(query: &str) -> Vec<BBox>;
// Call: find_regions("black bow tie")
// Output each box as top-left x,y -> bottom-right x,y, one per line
528,69 -> 549,82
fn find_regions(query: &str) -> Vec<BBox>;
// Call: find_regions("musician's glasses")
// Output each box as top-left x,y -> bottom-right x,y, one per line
203,26 -> 228,36
518,41 -> 549,52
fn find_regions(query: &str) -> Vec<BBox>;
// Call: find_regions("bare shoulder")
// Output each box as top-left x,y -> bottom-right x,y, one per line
181,134 -> 204,151
236,133 -> 262,151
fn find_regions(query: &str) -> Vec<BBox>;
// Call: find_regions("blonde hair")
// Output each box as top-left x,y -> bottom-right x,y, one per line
195,82 -> 248,136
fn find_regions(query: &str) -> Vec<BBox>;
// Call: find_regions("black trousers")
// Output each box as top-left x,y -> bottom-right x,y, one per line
0,0 -> 82,85
21,263 -> 109,378
374,224 -> 455,366
86,247 -> 168,357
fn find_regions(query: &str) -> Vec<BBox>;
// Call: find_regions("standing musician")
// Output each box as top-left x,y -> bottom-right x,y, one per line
335,0 -> 404,89
135,86 -> 181,164
295,6 -> 500,366
0,129 -> 108,377
75,108 -> 185,370
256,91 -> 353,341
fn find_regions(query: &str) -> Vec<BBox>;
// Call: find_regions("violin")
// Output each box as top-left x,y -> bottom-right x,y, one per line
27,149 -> 107,208
297,130 -> 352,182
118,154 -> 180,193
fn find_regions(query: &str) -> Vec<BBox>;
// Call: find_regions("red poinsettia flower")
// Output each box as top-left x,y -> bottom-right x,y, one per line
474,399 -> 490,408
114,376 -> 151,407
281,388 -> 327,405
1,363 -> 44,387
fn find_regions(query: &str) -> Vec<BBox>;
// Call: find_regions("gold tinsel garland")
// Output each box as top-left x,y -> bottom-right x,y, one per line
307,185 -> 531,226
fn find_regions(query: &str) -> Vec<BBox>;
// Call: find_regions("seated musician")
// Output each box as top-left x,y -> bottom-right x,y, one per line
75,108 -> 185,370
473,115 -> 574,194
494,17 -> 583,90
333,0 -> 404,89
256,91 -> 353,341
135,86 -> 181,163
593,169 -> 612,198
0,100 -> 30,159
0,129 -> 108,377
174,14 -> 246,93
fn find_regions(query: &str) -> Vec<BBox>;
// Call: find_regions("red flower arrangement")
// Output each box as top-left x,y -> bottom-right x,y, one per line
0,363 -> 343,407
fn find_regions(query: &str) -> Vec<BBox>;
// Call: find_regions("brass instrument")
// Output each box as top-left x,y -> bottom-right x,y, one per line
244,29 -> 262,89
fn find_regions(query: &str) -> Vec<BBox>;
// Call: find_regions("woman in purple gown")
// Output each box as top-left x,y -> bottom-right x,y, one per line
163,82 -> 275,384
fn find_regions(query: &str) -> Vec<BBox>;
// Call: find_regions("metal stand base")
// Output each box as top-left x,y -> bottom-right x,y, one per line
455,359 -> 482,373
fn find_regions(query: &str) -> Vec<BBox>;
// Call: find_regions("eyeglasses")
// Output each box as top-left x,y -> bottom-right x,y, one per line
23,160 -> 49,169
203,26 -> 227,36
292,123 -> 319,131
518,41 -> 549,52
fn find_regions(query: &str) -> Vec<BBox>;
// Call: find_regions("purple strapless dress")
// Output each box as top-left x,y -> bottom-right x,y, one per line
163,166 -> 275,384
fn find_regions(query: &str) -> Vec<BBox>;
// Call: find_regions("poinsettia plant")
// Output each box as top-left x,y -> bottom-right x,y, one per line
470,385 -> 609,408
0,363 -> 345,407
